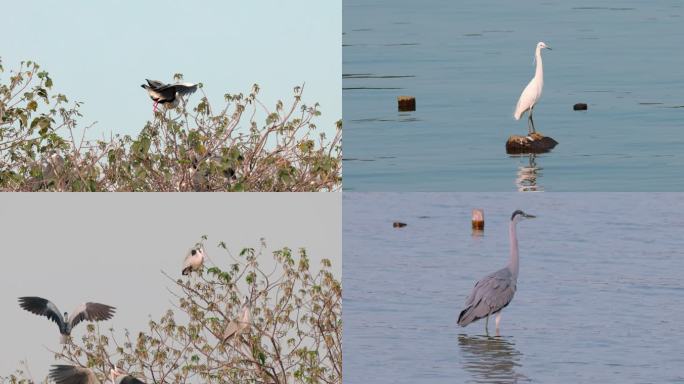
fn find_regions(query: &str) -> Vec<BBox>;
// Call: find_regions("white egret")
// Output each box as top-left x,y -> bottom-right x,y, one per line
514,42 -> 552,135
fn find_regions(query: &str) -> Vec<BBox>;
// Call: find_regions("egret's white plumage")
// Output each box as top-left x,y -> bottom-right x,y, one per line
514,42 -> 552,135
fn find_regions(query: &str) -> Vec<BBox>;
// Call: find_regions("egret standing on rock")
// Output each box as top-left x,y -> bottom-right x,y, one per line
18,296 -> 116,344
141,79 -> 198,112
457,210 -> 535,335
514,42 -> 552,135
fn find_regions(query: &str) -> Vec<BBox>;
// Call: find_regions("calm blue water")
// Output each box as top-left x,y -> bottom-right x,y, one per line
343,1 -> 684,191
343,193 -> 684,383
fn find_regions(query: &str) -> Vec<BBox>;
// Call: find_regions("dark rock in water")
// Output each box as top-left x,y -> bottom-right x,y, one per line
506,133 -> 558,154
397,96 -> 416,111
393,221 -> 407,228
573,103 -> 588,111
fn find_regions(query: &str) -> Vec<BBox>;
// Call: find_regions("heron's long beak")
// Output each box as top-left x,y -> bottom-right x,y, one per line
524,213 -> 537,219
545,46 -> 552,50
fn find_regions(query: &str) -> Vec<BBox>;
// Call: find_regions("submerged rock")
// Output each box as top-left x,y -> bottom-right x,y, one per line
397,96 -> 416,111
573,103 -> 588,111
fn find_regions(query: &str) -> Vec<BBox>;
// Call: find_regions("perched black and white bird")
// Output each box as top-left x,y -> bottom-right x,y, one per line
49,365 -> 145,384
182,244 -> 206,276
140,79 -> 198,112
18,297 -> 116,344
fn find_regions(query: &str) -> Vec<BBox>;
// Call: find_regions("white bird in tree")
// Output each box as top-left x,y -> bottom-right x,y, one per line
141,79 -> 198,113
514,42 -> 552,135
222,296 -> 251,343
49,365 -> 146,384
18,297 -> 116,344
182,244 -> 206,276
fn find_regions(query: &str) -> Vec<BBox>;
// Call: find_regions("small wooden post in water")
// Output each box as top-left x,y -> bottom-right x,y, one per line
398,96 -> 416,112
471,209 -> 485,230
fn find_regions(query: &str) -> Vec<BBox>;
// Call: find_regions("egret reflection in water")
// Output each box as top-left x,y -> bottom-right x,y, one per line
457,334 -> 530,383
514,154 -> 543,192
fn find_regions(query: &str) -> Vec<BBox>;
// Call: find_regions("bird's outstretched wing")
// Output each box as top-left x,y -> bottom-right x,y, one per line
49,365 -> 100,384
172,83 -> 198,96
69,302 -> 116,329
458,268 -> 516,326
145,79 -> 165,89
18,296 -> 65,329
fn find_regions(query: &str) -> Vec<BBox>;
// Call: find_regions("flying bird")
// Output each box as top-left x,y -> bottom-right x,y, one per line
222,296 -> 251,343
182,244 -> 206,276
18,297 -> 116,344
141,79 -> 198,112
514,42 -> 552,135
457,210 -> 535,335
49,365 -> 145,384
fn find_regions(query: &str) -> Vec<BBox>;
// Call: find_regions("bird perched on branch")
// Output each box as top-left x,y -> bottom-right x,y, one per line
514,42 -> 552,135
182,244 -> 206,276
223,296 -> 251,343
18,296 -> 116,344
141,79 -> 198,112
49,365 -> 146,384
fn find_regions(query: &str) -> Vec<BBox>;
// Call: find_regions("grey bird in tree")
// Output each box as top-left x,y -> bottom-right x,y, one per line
18,297 -> 116,344
222,296 -> 251,343
49,365 -> 145,384
457,210 -> 535,335
182,244 -> 206,276
140,79 -> 198,112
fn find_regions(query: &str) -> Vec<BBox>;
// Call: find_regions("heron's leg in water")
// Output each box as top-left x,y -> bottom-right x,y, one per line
495,312 -> 502,331
484,314 -> 490,335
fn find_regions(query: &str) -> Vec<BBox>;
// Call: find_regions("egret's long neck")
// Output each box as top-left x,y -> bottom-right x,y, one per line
509,220 -> 520,279
534,47 -> 544,82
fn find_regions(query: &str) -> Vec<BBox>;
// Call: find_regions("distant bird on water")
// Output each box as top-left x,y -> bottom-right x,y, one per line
18,296 -> 116,344
49,365 -> 145,384
141,79 -> 198,112
182,244 -> 206,275
458,210 -> 535,335
514,42 -> 552,135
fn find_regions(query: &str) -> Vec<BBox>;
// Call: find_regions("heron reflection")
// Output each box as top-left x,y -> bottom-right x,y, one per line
457,334 -> 530,383
515,154 -> 543,192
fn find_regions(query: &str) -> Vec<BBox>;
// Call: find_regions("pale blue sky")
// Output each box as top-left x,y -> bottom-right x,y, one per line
2,0 -> 340,138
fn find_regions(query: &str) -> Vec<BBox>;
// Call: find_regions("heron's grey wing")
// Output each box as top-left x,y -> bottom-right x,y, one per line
458,268 -> 516,326
18,296 -> 65,328
145,79 -> 166,89
49,365 -> 100,384
118,376 -> 146,384
69,302 -> 116,329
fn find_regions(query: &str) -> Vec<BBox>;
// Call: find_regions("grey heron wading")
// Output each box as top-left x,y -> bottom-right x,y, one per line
49,365 -> 146,384
18,297 -> 116,344
514,42 -> 551,135
457,210 -> 535,334
141,79 -> 198,112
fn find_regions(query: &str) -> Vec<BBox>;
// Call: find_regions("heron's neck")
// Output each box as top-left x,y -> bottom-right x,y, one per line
534,48 -> 544,81
509,221 -> 519,279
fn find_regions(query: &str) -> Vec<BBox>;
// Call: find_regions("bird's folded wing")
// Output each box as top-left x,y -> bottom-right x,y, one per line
18,296 -> 65,327
69,302 -> 116,328
49,365 -> 99,384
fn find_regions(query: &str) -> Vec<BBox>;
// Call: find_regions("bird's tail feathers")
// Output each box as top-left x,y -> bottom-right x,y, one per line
458,305 -> 481,327
182,267 -> 192,276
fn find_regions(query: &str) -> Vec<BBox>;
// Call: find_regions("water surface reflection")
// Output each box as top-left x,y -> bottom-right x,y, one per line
457,335 -> 530,383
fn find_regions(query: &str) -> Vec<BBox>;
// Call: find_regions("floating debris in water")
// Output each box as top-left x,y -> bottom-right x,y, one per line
574,103 -> 588,110
393,221 -> 407,228
398,96 -> 416,111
